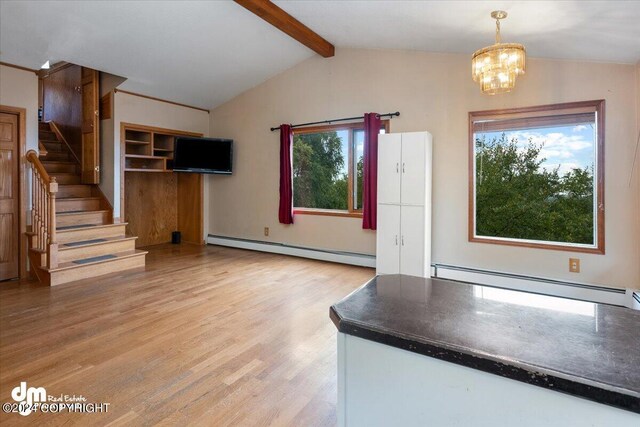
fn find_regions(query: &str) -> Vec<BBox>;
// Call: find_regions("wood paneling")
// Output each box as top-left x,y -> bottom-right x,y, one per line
177,173 -> 203,244
125,172 -> 178,247
99,92 -> 112,120
0,244 -> 374,425
41,64 -> 82,158
81,67 -> 100,184
0,113 -> 19,280
234,0 -> 335,58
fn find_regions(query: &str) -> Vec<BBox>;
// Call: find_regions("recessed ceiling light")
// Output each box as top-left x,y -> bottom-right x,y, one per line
40,60 -> 50,70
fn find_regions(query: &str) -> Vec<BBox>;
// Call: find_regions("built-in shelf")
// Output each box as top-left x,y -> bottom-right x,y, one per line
124,168 -> 165,173
123,127 -> 177,172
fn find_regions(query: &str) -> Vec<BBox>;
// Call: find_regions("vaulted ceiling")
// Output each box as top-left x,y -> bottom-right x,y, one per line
1,1 -> 639,110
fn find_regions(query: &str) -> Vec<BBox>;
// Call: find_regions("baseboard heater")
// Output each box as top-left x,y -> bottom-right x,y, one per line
206,234 -> 376,268
432,263 -> 634,308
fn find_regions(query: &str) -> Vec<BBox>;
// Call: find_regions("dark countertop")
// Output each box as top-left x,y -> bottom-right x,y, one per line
330,275 -> 640,413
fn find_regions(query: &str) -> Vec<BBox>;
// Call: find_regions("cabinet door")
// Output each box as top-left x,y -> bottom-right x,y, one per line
400,205 -> 426,277
400,132 -> 426,206
376,204 -> 401,275
377,133 -> 401,205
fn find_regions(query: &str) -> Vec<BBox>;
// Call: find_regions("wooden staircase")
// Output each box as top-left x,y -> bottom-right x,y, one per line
26,122 -> 147,286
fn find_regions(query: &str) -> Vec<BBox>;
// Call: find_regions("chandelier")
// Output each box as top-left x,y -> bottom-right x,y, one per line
472,11 -> 526,95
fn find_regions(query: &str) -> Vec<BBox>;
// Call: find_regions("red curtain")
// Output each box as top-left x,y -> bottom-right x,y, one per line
362,113 -> 381,230
279,124 -> 294,224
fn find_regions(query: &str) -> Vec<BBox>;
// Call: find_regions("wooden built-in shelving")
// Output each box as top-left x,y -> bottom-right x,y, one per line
120,123 -> 205,247
123,127 -> 177,172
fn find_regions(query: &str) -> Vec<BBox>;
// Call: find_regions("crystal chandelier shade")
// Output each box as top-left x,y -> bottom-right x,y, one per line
472,11 -> 526,95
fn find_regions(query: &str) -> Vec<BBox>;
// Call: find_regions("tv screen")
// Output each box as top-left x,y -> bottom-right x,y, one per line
173,137 -> 233,174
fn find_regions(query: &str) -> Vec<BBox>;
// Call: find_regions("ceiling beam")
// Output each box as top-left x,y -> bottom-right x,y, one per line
234,0 -> 335,58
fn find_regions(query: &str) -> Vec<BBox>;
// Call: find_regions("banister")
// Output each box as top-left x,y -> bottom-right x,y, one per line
26,150 -> 58,192
26,148 -> 58,270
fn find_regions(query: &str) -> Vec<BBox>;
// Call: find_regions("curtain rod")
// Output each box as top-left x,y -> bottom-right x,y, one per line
270,111 -> 400,132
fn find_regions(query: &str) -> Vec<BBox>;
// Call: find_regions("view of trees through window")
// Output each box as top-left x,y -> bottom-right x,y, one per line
293,126 -> 381,212
474,122 -> 597,245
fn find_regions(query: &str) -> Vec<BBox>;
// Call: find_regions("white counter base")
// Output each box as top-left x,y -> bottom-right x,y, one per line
337,333 -> 638,427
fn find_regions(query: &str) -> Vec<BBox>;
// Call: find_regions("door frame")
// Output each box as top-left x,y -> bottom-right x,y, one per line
0,105 -> 28,279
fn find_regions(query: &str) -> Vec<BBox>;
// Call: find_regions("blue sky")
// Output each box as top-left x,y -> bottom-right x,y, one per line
476,123 -> 595,176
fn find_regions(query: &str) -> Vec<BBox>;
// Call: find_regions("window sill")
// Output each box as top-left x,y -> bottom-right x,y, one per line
294,208 -> 363,219
469,236 -> 605,255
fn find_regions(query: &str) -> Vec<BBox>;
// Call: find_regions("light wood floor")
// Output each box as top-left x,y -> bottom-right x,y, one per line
0,244 -> 374,426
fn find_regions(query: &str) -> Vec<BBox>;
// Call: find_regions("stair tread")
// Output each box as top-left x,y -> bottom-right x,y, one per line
57,197 -> 101,201
56,209 -> 109,216
59,235 -> 136,250
73,254 -> 117,264
42,160 -> 76,164
57,222 -> 128,232
47,249 -> 148,272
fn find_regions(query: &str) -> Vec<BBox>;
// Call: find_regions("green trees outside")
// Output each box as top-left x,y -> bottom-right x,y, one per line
475,134 -> 594,244
293,131 -> 348,210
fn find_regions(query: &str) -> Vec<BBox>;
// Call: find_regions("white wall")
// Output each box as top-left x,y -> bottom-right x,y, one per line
209,48 -> 640,289
108,91 -> 210,223
0,64 -> 38,151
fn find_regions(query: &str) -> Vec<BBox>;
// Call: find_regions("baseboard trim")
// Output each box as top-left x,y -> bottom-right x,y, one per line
432,263 -> 634,307
207,235 -> 376,268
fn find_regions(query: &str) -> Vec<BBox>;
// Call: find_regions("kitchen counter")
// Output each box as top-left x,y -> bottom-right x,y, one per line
331,274 -> 640,419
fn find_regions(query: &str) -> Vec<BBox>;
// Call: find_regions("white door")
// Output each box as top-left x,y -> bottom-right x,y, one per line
400,132 -> 426,206
376,204 -> 401,275
377,133 -> 401,205
400,205 -> 425,277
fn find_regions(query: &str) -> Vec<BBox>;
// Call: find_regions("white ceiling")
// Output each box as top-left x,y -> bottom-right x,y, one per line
1,1 -> 639,110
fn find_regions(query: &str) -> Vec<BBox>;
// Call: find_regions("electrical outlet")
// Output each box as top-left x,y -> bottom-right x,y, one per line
569,258 -> 580,273
264,227 -> 269,237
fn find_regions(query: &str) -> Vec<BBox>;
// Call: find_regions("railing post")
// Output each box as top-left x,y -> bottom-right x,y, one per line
47,178 -> 58,269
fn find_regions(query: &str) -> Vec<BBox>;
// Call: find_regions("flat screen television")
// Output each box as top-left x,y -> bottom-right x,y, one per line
173,137 -> 233,174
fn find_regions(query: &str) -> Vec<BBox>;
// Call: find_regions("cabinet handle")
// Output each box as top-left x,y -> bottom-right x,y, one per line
395,235 -> 398,245
401,236 -> 404,246
402,163 -> 405,173
396,163 -> 399,173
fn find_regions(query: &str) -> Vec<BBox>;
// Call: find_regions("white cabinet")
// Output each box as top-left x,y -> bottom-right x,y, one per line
400,205 -> 425,277
377,133 -> 401,205
376,131 -> 432,277
400,132 -> 427,206
376,204 -> 401,274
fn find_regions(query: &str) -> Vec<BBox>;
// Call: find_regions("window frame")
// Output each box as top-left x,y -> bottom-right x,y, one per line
468,100 -> 605,254
293,120 -> 390,218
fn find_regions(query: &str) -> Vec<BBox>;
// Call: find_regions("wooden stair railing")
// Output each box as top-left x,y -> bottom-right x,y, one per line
26,150 -> 59,269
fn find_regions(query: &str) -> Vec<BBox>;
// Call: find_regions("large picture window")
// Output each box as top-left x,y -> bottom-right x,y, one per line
469,100 -> 605,253
293,122 -> 387,217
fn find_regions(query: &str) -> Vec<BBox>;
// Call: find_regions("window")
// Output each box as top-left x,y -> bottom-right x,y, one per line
293,122 -> 388,217
469,100 -> 604,253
